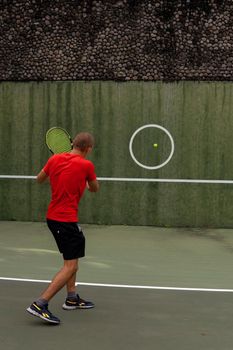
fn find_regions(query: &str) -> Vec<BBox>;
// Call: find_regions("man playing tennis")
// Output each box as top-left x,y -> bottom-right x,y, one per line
27,132 -> 99,324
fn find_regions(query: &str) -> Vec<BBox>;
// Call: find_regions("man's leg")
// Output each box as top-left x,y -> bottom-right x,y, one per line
62,260 -> 95,310
40,259 -> 78,301
66,270 -> 78,294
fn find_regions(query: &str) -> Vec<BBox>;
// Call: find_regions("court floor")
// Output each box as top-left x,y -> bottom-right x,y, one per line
0,221 -> 233,350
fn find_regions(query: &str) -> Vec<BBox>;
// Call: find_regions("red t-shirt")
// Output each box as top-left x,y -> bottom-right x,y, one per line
43,153 -> 97,222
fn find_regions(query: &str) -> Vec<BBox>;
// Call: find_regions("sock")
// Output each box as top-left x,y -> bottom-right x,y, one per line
36,298 -> 48,308
67,292 -> 77,300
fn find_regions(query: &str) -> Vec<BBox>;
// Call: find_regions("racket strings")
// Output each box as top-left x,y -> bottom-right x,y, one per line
46,128 -> 72,154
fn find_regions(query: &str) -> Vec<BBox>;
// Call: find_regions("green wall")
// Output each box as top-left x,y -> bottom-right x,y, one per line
0,81 -> 233,227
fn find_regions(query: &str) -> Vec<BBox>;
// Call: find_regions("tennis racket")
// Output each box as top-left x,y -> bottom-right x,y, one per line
46,127 -> 73,154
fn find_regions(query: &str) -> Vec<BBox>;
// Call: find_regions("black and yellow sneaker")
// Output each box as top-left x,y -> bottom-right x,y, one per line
26,302 -> 60,324
62,294 -> 94,310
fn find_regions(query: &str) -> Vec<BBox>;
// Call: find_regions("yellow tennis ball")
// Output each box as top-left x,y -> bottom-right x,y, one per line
153,143 -> 158,148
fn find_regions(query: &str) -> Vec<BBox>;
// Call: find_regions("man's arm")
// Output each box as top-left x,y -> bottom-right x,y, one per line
87,179 -> 99,192
37,169 -> 48,184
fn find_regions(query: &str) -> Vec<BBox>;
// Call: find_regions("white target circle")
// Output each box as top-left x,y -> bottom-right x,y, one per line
129,124 -> 175,170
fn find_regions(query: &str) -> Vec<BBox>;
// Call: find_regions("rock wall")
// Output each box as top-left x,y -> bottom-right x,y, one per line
1,0 -> 232,81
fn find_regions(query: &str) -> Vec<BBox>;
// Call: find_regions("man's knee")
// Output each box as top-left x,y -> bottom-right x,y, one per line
64,259 -> 78,274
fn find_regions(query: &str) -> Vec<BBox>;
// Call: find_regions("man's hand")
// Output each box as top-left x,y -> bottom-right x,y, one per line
87,179 -> 99,192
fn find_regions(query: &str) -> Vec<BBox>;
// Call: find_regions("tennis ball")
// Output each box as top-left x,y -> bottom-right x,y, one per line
153,143 -> 158,148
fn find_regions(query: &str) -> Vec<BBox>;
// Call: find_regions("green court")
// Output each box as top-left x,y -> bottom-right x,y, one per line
0,221 -> 233,350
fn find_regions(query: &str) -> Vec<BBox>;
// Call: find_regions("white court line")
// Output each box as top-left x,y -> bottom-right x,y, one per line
0,175 -> 233,184
0,277 -> 233,293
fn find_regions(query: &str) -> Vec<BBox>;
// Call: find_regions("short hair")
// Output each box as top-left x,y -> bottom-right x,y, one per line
72,132 -> 94,151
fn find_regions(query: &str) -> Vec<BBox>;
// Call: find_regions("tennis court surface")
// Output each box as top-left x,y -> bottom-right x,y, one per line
0,221 -> 233,350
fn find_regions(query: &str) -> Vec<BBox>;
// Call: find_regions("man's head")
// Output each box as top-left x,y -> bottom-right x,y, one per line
72,132 -> 94,153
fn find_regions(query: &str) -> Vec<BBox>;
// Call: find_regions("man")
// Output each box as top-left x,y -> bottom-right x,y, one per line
27,132 -> 99,325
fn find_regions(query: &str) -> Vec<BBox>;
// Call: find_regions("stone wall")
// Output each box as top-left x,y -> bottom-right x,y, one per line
1,0 -> 233,81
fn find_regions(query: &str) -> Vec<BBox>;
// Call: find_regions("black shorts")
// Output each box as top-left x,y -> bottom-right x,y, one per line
47,219 -> 85,260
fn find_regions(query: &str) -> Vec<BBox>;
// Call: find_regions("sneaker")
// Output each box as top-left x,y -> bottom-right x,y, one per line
26,302 -> 60,324
62,294 -> 95,310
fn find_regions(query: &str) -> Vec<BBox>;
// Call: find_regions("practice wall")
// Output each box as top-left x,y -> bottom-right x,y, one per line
0,81 -> 233,227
